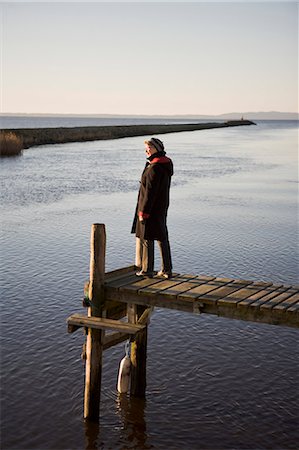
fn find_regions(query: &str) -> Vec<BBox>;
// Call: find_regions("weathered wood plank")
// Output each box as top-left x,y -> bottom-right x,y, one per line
237,285 -> 283,308
260,289 -> 299,310
138,275 -> 193,296
105,287 -> 196,313
103,332 -> 129,350
177,278 -> 232,301
196,275 -> 217,282
271,294 -> 299,328
190,280 -> 253,305
160,277 -> 207,297
105,273 -> 139,289
272,293 -> 299,311
105,265 -> 136,281
286,301 -> 299,312
67,313 -> 145,334
217,283 -> 273,307
247,286 -> 290,309
120,277 -> 165,292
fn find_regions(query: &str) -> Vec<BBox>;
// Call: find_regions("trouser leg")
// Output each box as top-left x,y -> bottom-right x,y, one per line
135,237 -> 143,268
157,237 -> 172,273
140,239 -> 154,273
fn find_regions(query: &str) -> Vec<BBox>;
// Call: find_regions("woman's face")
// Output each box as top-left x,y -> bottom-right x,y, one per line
145,143 -> 156,157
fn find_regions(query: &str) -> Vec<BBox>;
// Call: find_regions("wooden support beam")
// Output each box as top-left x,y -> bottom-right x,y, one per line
138,306 -> 154,325
84,224 -> 106,421
103,332 -> 130,350
128,304 -> 149,398
67,313 -> 145,334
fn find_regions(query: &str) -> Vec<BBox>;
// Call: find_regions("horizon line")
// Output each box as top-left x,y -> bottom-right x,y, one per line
1,111 -> 298,117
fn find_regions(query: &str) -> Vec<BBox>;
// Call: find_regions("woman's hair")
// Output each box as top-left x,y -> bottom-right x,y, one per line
144,137 -> 164,152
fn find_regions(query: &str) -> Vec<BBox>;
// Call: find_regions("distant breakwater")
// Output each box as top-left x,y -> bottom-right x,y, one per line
2,120 -> 255,150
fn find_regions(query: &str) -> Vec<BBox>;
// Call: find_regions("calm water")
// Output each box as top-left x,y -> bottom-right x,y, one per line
1,120 -> 298,450
0,115 -> 211,129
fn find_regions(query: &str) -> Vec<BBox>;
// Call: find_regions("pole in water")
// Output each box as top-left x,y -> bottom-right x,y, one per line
84,223 -> 106,420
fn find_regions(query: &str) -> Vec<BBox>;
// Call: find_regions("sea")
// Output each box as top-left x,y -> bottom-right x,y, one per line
1,116 -> 298,450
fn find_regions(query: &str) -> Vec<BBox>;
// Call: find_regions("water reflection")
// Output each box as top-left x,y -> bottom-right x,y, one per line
84,421 -> 100,450
116,394 -> 148,449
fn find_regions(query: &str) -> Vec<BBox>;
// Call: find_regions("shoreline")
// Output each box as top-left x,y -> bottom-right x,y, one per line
2,120 -> 255,149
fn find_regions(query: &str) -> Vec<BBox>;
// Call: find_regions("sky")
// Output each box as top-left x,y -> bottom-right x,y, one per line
0,1 -> 298,115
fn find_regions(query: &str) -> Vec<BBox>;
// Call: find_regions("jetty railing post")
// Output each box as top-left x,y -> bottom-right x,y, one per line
84,224 -> 106,421
128,304 -> 148,397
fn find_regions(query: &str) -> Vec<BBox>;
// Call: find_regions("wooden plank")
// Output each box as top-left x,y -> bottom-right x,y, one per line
196,275 -> 217,282
160,277 -> 208,297
177,278 -> 233,301
209,277 -> 233,283
286,301 -> 299,312
272,293 -> 299,312
103,332 -> 129,350
105,286 -> 197,313
120,276 -> 166,292
183,279 -> 252,305
105,265 -> 135,281
217,283 -> 273,307
67,313 -> 145,334
105,273 -> 139,289
260,289 -> 299,310
237,284 -> 283,307
248,286 -> 290,308
247,281 -> 273,287
271,294 -> 299,328
138,274 -> 194,296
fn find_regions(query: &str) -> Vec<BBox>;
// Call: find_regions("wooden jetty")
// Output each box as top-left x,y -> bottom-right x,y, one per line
67,224 -> 299,421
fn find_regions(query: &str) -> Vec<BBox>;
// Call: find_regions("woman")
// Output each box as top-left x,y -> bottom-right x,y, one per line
131,137 -> 173,278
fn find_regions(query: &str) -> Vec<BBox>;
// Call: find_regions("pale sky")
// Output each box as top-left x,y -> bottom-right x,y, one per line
0,1 -> 298,115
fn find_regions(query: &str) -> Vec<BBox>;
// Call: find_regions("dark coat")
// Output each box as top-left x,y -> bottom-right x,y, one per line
131,152 -> 173,241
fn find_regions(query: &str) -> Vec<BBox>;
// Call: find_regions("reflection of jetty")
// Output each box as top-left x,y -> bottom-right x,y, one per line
67,224 -> 298,421
4,120 -> 255,149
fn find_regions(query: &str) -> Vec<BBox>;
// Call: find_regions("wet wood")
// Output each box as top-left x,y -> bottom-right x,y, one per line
84,224 -> 106,421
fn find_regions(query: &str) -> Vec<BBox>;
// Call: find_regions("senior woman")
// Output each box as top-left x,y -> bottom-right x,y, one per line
131,137 -> 173,278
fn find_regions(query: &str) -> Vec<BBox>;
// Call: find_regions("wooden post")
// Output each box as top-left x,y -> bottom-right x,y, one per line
84,224 -> 106,420
128,304 -> 148,397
